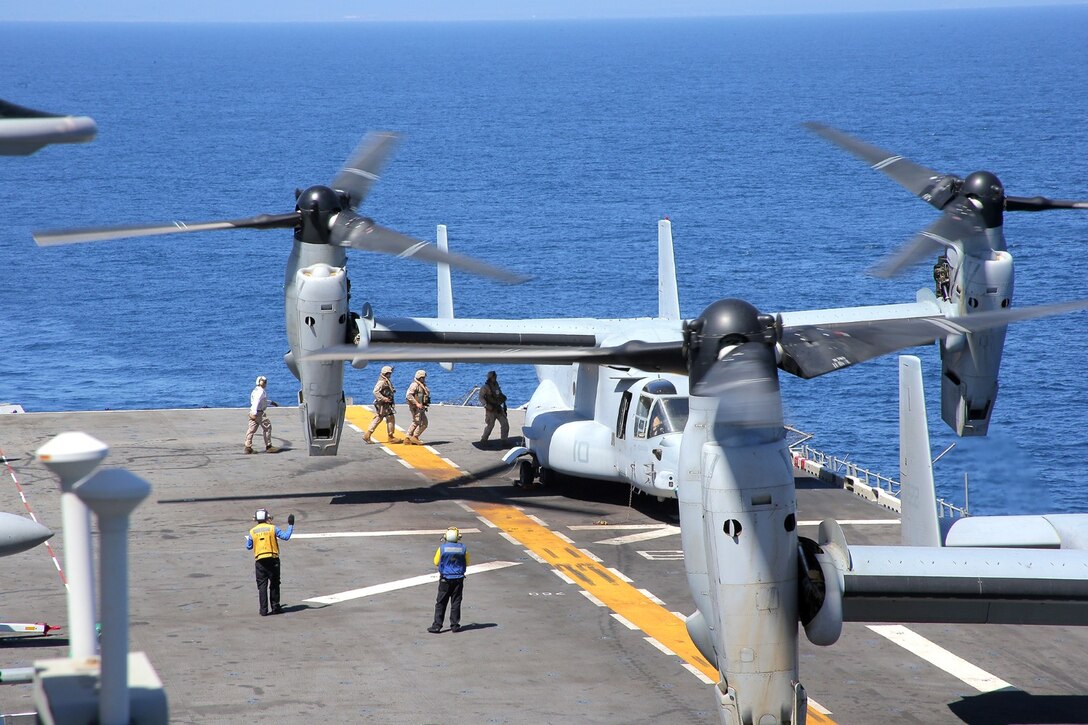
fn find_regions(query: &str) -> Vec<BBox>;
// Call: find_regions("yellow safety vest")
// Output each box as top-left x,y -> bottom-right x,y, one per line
249,523 -> 280,560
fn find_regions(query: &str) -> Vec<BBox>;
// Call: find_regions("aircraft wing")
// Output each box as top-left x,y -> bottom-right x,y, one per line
834,540 -> 1088,626
777,297 -> 1088,379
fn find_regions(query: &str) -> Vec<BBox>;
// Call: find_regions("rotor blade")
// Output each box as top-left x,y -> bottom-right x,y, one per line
870,209 -> 983,278
778,298 -> 1088,379
691,343 -> 784,429
1006,195 -> 1088,212
805,122 -> 958,210
33,212 -> 299,246
329,131 -> 401,209
304,339 -> 687,373
331,211 -> 529,284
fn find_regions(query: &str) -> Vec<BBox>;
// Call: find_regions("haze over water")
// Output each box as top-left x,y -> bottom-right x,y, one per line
3,8 -> 1088,515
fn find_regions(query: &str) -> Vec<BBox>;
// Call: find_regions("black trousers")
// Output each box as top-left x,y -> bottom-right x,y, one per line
432,576 -> 464,628
255,557 -> 281,614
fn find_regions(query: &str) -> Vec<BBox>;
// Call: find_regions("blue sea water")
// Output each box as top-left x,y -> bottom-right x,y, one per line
2,9 -> 1088,515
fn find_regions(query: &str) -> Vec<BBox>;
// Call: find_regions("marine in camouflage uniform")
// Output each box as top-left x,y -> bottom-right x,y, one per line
479,370 -> 510,444
405,369 -> 431,445
363,365 -> 401,444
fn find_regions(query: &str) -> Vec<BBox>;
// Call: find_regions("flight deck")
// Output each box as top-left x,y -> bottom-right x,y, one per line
2,405 -> 1087,724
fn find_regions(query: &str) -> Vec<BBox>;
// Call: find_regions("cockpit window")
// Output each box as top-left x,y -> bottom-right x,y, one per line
648,397 -> 689,437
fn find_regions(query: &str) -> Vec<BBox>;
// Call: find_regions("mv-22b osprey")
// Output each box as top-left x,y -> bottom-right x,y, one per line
312,125 -> 1088,725
33,133 -> 525,456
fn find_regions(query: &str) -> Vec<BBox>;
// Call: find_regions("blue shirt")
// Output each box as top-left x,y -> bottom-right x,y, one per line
246,524 -> 293,550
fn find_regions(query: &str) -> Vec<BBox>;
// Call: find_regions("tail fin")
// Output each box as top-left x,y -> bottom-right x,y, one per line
899,355 -> 943,546
437,224 -> 454,371
658,219 -> 680,320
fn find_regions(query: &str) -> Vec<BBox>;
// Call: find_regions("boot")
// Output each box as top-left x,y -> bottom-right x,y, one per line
266,446 -> 279,453
362,431 -> 373,444
244,447 -> 254,454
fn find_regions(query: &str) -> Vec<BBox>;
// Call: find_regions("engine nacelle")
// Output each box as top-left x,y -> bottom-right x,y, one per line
294,263 -> 348,455
940,250 -> 1013,436
798,537 -> 844,647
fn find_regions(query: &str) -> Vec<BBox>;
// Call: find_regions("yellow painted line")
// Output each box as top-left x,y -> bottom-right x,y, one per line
345,406 -> 462,482
343,405 -> 836,724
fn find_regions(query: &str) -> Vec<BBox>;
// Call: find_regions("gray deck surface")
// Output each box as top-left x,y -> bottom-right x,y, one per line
1,405 -> 1087,724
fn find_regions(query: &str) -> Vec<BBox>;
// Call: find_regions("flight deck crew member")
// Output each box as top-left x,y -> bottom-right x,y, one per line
429,527 -> 469,633
479,370 -> 509,445
363,365 -> 402,444
404,370 -> 431,445
244,375 -> 279,454
245,508 -> 294,616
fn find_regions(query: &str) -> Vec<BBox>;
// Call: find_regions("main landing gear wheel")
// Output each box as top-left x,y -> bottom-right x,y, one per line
539,467 -> 556,487
518,459 -> 536,488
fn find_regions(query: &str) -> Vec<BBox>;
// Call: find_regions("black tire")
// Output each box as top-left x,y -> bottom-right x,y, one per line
539,466 -> 556,487
518,459 -> 535,487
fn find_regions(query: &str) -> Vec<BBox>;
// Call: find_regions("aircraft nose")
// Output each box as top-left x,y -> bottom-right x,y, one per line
0,512 -> 53,557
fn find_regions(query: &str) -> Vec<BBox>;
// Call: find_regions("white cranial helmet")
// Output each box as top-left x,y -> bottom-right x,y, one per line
256,376 -> 267,386
445,527 -> 461,542
254,508 -> 270,522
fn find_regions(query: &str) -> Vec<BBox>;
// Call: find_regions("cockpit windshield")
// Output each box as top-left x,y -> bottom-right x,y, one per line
647,397 -> 689,436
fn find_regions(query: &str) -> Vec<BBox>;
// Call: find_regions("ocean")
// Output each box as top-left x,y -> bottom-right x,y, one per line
2,8 -> 1088,515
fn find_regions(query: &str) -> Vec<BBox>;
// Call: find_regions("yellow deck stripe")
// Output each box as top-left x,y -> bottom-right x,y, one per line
345,406 -> 462,482
345,405 -> 836,723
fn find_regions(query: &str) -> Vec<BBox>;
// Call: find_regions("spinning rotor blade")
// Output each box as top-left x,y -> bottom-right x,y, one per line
331,211 -> 529,284
33,212 -> 299,246
871,209 -> 983,278
304,339 -> 687,372
779,297 -> 1088,379
330,131 -> 400,209
1006,195 -> 1088,212
691,343 -> 784,429
804,122 -> 957,210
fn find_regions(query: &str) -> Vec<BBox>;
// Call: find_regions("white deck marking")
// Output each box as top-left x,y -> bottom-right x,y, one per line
867,625 -> 1014,693
476,516 -> 498,529
551,569 -> 576,585
580,548 -> 604,563
347,423 -> 362,433
638,588 -> 666,606
551,530 -> 575,544
293,528 -> 481,540
569,524 -> 672,531
644,636 -> 676,656
304,561 -> 519,605
498,531 -> 521,547
525,514 -> 548,526
580,590 -> 606,607
607,567 -> 633,583
611,613 -> 639,630
682,663 -> 716,685
523,549 -> 548,565
596,526 -> 680,545
809,699 -> 832,715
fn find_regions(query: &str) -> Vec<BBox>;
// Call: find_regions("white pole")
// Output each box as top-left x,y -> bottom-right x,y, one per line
35,432 -> 107,661
76,468 -> 149,725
